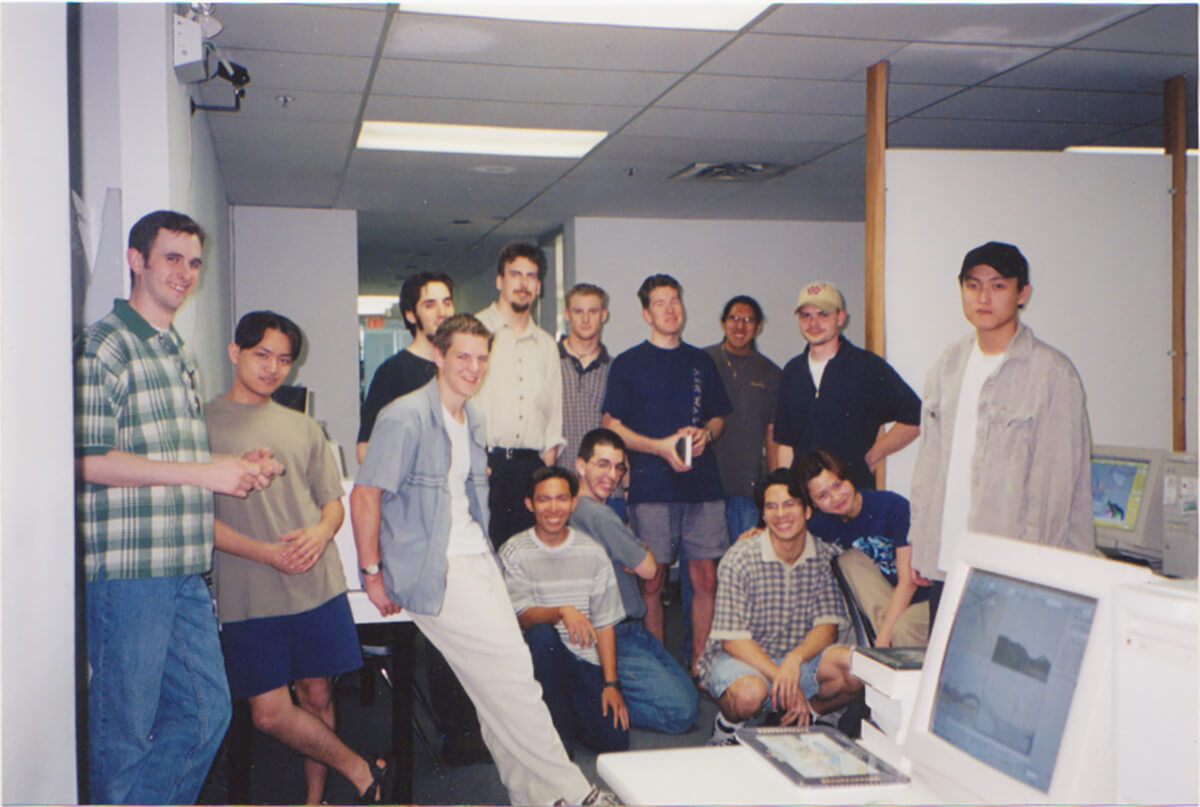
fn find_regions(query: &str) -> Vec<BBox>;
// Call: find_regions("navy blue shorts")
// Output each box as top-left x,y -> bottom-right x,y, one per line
220,593 -> 363,699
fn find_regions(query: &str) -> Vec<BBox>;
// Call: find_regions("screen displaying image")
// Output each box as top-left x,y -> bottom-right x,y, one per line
1091,458 -> 1149,531
931,570 -> 1096,792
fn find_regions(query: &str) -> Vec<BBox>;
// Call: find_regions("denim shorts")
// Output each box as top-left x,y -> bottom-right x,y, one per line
705,648 -> 826,707
220,593 -> 363,699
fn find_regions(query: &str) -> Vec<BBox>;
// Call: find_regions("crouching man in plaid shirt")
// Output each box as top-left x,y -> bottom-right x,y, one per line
698,468 -> 862,745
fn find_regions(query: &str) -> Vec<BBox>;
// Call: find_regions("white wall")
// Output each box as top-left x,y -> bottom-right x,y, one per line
567,217 -> 866,367
2,4 -> 78,803
885,149 -> 1196,498
79,2 -> 232,401
232,206 -> 360,473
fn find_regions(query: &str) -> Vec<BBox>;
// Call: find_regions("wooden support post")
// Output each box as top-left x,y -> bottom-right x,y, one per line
865,61 -> 888,357
1165,75 -> 1187,452
866,60 -> 889,486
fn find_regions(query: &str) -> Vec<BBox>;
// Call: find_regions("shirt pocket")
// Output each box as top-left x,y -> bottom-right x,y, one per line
980,405 -> 1036,503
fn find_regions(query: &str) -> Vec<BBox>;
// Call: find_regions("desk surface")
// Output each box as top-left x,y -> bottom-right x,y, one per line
597,746 -> 942,806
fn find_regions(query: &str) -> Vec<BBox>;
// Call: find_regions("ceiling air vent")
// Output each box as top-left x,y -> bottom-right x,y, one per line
670,162 -> 793,182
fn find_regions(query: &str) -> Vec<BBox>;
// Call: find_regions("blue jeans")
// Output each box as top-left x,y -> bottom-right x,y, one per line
523,624 -> 629,753
725,494 -> 761,539
615,620 -> 698,734
86,574 -> 231,804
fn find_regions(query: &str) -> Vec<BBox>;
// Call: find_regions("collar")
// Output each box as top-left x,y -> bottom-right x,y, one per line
479,302 -> 539,341
802,335 -> 851,364
113,298 -> 177,343
531,526 -> 575,551
558,338 -> 610,371
757,529 -> 816,569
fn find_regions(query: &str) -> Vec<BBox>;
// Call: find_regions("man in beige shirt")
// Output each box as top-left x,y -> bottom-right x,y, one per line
475,241 -> 565,547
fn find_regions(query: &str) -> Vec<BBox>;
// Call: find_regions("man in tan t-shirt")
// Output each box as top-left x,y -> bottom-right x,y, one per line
207,311 -> 390,804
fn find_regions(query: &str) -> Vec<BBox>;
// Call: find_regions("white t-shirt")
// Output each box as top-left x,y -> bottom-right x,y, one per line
808,353 -> 831,393
443,405 -> 489,557
937,342 -> 1004,573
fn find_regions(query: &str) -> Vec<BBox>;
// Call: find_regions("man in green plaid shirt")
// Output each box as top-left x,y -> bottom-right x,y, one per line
75,210 -> 279,805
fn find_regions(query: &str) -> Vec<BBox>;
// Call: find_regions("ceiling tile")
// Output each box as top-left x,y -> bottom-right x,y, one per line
886,42 -> 1050,85
913,85 -> 1162,126
1070,5 -> 1198,55
364,95 -> 640,131
219,48 -> 373,94
585,134 -> 839,169
208,3 -> 388,57
223,175 -> 343,208
626,108 -> 864,144
372,59 -> 681,106
385,12 -> 733,71
196,85 -> 362,121
701,33 -> 902,81
659,74 -> 863,115
207,117 -> 356,155
753,3 -> 1145,47
987,49 -> 1198,93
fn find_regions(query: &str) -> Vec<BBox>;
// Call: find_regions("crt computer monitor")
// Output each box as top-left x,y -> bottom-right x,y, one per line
900,532 -> 1153,804
1091,444 -> 1165,565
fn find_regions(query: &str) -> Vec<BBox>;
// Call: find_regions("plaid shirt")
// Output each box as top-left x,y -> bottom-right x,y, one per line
75,300 -> 213,580
555,339 -> 610,469
697,531 -> 847,681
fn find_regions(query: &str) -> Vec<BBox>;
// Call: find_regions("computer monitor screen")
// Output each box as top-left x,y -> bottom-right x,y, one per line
930,570 -> 1096,792
1092,458 -> 1150,531
901,533 -> 1154,804
1091,446 -> 1166,565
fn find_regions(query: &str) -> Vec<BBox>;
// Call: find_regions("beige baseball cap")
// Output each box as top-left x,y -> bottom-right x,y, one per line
794,281 -> 844,314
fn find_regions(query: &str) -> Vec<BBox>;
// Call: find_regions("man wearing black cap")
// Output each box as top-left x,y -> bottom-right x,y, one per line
908,242 -> 1095,611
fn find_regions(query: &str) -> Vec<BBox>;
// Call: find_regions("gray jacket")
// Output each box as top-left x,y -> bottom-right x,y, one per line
909,323 -> 1095,580
356,378 -> 494,613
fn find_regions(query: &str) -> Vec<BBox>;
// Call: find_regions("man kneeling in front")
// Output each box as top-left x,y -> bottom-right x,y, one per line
698,468 -> 862,744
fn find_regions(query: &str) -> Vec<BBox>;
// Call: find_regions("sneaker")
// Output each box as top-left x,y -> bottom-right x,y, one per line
707,715 -> 742,746
580,784 -> 620,805
554,784 -> 620,806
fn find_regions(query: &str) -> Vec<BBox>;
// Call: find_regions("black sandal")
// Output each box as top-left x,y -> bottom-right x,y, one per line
355,754 -> 394,804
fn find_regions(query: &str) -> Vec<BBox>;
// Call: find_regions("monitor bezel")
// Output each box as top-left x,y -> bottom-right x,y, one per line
900,532 -> 1153,804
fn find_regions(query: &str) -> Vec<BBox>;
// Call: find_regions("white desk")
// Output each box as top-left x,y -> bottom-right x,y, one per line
597,745 -> 942,806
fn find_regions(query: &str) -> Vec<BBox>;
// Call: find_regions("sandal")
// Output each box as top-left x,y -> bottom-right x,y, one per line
355,754 -> 394,804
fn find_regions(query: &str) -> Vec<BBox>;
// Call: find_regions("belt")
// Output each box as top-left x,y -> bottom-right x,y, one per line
488,447 -> 540,461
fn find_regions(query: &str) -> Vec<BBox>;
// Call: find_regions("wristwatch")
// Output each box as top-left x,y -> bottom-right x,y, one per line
603,680 -> 622,691
360,561 -> 382,576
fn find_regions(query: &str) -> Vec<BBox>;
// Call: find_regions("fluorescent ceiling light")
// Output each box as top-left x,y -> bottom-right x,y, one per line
1065,145 -> 1198,156
396,1 -> 771,31
358,121 -> 607,158
358,295 -> 398,316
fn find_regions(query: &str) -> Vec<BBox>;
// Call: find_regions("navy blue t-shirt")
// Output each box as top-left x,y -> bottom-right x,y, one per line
774,338 -> 920,491
808,489 -> 929,602
604,341 -> 732,504
358,349 -> 437,443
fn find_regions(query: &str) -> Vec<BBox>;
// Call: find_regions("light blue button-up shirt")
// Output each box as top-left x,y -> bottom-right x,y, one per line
357,378 -> 494,614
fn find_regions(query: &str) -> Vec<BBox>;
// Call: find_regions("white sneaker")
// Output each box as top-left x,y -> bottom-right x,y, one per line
707,715 -> 743,746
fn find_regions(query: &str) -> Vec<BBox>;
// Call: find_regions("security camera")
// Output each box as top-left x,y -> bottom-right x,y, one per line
215,58 -> 250,87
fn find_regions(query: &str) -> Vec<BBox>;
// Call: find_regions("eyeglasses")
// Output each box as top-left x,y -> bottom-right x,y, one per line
725,315 -> 756,325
